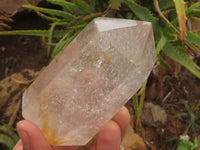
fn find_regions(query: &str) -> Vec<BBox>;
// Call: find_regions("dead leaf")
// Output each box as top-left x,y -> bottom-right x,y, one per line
174,0 -> 187,41
0,0 -> 42,14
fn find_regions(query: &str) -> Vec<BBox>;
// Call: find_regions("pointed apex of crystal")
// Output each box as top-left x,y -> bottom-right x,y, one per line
22,17 -> 156,146
94,17 -> 152,32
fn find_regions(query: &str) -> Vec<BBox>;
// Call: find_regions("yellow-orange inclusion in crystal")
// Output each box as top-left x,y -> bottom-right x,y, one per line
39,99 -> 66,145
41,118 -> 66,145
88,58 -> 100,62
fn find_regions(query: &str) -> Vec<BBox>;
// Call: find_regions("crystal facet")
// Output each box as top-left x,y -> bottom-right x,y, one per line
22,17 -> 156,146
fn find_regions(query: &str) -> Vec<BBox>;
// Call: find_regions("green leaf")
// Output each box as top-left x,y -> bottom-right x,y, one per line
74,0 -> 92,11
186,31 -> 200,47
162,26 -> 177,41
158,56 -> 170,69
156,33 -> 167,55
90,0 -> 96,11
0,125 -> 19,150
0,135 -> 16,150
24,5 -> 76,21
47,0 -> 91,15
109,0 -> 124,9
176,137 -> 198,150
124,0 -> 156,23
124,0 -> 161,39
186,2 -> 200,16
159,0 -> 174,10
105,10 -> 116,17
163,42 -> 200,78
187,2 -> 200,10
193,9 -> 200,17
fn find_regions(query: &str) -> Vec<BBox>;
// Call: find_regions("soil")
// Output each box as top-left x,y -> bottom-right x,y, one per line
0,11 -> 200,150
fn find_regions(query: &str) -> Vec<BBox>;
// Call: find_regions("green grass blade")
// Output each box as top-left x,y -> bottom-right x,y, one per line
173,112 -> 188,118
47,23 -> 57,56
0,30 -> 48,36
165,137 -> 179,142
163,42 -> 200,78
0,30 -> 67,38
47,0 -> 91,15
68,23 -> 87,30
196,111 -> 200,118
52,39 -> 69,56
22,0 -> 63,22
181,99 -> 193,116
132,94 -> 139,117
138,120 -> 146,141
186,31 -> 200,47
62,31 -> 80,49
193,102 -> 200,111
52,30 -> 74,58
137,81 -> 147,123
32,9 -> 61,22
132,82 -> 147,141
124,0 -> 161,39
24,5 -> 76,21
51,31 -> 79,58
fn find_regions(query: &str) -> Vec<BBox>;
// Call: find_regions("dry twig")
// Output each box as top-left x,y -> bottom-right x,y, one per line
8,99 -> 21,126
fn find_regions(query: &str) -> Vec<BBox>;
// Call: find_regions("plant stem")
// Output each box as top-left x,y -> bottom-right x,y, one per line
154,0 -> 200,56
153,0 -> 179,33
8,76 -> 34,84
102,6 -> 112,17
48,23 -> 56,56
137,81 -> 147,141
8,99 -> 21,126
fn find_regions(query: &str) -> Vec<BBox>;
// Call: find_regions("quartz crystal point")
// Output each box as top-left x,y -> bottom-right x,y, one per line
22,17 -> 156,146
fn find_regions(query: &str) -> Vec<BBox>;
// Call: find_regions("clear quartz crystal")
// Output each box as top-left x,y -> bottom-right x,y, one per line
22,17 -> 156,146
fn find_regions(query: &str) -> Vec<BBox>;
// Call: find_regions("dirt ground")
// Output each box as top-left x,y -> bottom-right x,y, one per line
0,11 -> 200,150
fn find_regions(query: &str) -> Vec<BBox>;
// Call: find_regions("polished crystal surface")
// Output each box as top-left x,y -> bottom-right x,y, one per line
22,17 -> 156,146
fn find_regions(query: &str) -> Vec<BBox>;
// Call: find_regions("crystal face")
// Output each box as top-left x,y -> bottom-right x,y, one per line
22,17 -> 156,146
